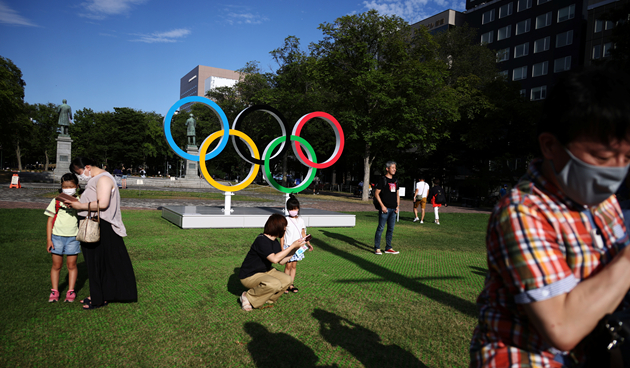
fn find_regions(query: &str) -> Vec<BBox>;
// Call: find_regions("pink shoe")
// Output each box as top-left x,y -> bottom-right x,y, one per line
65,290 -> 76,303
49,289 -> 59,303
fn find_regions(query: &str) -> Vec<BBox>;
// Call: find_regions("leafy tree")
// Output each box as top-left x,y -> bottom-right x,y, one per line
0,56 -> 26,170
26,103 -> 59,171
310,10 -> 459,200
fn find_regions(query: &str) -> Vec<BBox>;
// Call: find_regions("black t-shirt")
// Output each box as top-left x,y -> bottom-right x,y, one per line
239,234 -> 281,279
376,176 -> 399,209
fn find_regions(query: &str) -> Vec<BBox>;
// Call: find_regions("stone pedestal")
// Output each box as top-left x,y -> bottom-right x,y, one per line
185,145 -> 199,179
53,135 -> 73,178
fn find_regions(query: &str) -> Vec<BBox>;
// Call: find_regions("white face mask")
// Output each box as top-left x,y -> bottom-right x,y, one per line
62,188 -> 76,196
78,168 -> 91,181
288,210 -> 299,217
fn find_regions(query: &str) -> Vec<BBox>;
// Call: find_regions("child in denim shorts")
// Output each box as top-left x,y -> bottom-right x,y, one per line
45,173 -> 81,303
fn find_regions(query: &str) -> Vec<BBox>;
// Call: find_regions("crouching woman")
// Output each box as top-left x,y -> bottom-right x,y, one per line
239,214 -> 305,311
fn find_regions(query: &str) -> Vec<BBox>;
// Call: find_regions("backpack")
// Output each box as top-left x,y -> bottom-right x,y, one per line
434,187 -> 446,205
373,176 -> 397,210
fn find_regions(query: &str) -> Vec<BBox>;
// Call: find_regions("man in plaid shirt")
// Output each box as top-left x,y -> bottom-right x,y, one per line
470,68 -> 630,367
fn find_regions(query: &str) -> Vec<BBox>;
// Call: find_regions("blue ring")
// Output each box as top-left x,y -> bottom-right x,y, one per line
163,96 -> 230,161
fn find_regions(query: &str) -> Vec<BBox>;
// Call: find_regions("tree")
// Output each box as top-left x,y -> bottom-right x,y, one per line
0,56 -> 26,170
310,10 -> 459,200
599,2 -> 630,70
26,103 -> 59,171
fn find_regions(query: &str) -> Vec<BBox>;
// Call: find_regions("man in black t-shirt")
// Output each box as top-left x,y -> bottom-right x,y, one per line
373,161 -> 400,255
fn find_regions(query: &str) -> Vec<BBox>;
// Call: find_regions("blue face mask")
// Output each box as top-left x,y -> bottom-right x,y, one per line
552,148 -> 630,207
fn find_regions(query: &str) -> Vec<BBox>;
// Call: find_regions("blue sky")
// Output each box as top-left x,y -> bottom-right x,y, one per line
1,0 -> 464,115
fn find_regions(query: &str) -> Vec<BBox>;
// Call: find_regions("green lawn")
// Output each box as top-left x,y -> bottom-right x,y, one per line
0,209 -> 490,367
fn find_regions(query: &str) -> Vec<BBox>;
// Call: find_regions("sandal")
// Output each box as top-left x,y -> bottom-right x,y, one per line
240,292 -> 253,312
287,286 -> 299,293
83,300 -> 107,310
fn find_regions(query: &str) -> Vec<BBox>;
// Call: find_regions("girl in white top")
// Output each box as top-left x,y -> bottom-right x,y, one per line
281,194 -> 312,293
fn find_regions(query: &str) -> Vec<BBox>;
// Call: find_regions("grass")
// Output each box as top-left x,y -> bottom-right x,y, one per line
0,209 -> 490,367
40,190 -> 270,202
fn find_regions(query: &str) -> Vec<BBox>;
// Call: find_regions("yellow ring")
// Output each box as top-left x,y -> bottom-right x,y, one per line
199,129 -> 260,192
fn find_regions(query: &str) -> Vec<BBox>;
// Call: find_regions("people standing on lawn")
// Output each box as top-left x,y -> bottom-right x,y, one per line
413,177 -> 430,223
45,173 -> 81,303
65,157 -> 137,310
470,68 -> 630,367
373,161 -> 400,255
282,195 -> 313,293
238,214 -> 306,311
499,184 -> 508,198
428,179 -> 445,225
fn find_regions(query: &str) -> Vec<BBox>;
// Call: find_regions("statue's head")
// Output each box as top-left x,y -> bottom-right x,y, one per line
62,99 -> 67,104
189,113 -> 194,118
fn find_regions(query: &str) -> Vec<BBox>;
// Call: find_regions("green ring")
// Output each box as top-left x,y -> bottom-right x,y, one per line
264,135 -> 317,194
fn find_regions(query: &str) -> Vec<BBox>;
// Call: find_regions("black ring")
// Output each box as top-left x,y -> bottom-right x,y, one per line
231,105 -> 290,165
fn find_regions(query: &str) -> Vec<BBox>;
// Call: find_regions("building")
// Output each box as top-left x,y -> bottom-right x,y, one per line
179,65 -> 241,109
464,0 -> 587,101
412,9 -> 467,34
584,0 -> 628,66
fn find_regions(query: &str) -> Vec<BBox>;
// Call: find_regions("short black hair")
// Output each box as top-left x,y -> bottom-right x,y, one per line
69,157 -> 100,174
264,214 -> 287,238
286,194 -> 300,211
58,173 -> 80,193
538,67 -> 630,146
433,178 -> 440,185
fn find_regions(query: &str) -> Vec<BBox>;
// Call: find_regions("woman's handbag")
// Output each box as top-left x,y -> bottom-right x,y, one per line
77,200 -> 100,243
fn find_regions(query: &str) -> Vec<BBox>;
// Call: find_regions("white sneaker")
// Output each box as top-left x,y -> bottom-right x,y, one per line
420,221 -> 424,224
413,218 -> 419,222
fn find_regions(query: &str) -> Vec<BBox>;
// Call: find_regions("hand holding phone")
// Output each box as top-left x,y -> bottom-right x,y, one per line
303,234 -> 312,242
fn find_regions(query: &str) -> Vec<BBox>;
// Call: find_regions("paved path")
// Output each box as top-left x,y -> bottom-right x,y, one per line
0,185 -> 490,214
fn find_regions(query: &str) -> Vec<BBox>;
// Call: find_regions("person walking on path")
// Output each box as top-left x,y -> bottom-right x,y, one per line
413,177 -> 430,223
373,161 -> 400,255
428,179 -> 446,225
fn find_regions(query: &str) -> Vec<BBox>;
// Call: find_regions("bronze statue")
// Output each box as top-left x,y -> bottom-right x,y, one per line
57,99 -> 72,136
185,113 -> 196,146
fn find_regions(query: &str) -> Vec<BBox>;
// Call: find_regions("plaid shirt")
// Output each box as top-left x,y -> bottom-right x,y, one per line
470,159 -> 630,368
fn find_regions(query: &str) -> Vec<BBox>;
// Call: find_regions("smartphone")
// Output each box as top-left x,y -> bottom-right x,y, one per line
303,234 -> 312,242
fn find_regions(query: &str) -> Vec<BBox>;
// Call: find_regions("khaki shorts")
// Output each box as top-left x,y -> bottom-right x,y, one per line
414,197 -> 427,209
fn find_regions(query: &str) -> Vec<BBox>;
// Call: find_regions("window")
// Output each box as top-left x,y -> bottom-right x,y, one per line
513,66 -> 528,81
514,43 -> 529,58
536,12 -> 552,29
593,44 -> 602,59
520,89 -> 527,97
534,37 -> 550,53
481,31 -> 494,44
557,5 -> 575,22
482,9 -> 495,24
499,70 -> 509,79
605,20 -> 614,30
595,19 -> 603,32
538,0 -> 551,4
499,3 -> 513,18
532,61 -> 548,77
603,42 -> 613,57
554,56 -> 571,72
435,18 -> 445,26
518,0 -> 532,12
497,25 -> 512,40
516,19 -> 531,34
531,86 -> 547,101
556,30 -> 573,47
497,48 -> 510,62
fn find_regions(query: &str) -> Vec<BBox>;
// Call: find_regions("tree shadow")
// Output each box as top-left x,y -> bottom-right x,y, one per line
58,261 -> 88,293
320,230 -> 373,253
311,238 -> 477,317
312,309 -> 427,368
227,267 -> 243,296
243,322 -> 337,368
469,266 -> 488,277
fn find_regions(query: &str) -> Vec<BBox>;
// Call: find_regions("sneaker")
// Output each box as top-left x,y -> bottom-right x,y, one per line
413,218 -> 419,222
49,289 -> 59,303
436,221 -> 440,225
384,249 -> 400,254
420,221 -> 424,224
65,290 -> 76,303
375,250 -> 383,255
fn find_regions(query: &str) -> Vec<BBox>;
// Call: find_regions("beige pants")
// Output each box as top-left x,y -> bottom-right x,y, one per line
240,268 -> 292,308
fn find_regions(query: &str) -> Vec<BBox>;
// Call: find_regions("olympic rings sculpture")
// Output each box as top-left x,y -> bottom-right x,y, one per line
163,96 -> 345,194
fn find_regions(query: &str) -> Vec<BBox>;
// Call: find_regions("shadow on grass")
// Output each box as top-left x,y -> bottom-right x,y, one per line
58,261 -> 88,294
227,267 -> 243,296
469,266 -> 488,277
321,230 -> 373,253
312,309 -> 427,368
312,238 -> 477,317
244,322 -> 337,368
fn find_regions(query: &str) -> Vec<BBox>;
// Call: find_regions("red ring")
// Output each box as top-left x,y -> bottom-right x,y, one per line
292,112 -> 344,169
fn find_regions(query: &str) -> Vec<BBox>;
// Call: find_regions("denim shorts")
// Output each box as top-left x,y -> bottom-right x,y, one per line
51,235 -> 81,255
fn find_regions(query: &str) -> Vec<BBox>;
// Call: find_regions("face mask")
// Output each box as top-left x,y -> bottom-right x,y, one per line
289,210 -> 299,217
62,188 -> 76,196
551,148 -> 630,206
78,168 -> 91,181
